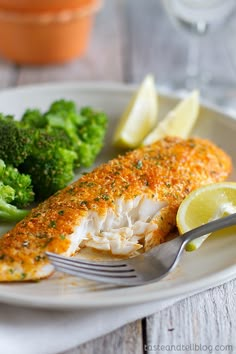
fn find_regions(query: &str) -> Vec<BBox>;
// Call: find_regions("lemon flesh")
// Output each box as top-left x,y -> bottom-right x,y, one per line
113,75 -> 158,148
176,182 -> 236,251
142,90 -> 199,146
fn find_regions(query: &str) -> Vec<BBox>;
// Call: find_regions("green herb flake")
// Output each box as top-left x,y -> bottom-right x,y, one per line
36,233 -> 47,239
60,234 -> 66,240
101,194 -> 109,201
135,160 -> 143,169
66,187 -> 75,195
49,220 -> 56,228
43,237 -> 53,248
80,200 -> 88,207
87,182 -> 95,187
189,142 -> 196,148
35,255 -> 42,262
58,210 -> 64,216
32,212 -> 41,218
21,273 -> 27,280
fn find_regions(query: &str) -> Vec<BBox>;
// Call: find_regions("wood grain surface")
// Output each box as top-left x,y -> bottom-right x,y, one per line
0,1 -> 235,353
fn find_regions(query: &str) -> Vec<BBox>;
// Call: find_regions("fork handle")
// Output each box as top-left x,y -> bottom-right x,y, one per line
182,212 -> 236,245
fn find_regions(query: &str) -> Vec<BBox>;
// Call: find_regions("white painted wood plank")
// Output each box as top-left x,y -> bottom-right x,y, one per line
62,320 -> 143,354
0,59 -> 18,89
145,280 -> 236,354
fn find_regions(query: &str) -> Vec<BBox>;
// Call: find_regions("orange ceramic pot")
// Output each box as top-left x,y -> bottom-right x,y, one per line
0,0 -> 102,64
0,0 -> 94,12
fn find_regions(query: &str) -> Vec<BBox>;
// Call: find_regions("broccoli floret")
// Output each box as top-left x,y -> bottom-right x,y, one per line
44,101 -> 108,168
48,99 -> 76,113
21,132 -> 77,200
44,99 -> 81,144
0,99 -> 108,204
45,128 -> 75,151
47,99 -> 81,125
19,100 -> 108,170
76,107 -> 108,166
0,115 -> 33,166
21,109 -> 47,129
0,160 -> 34,208
0,182 -> 29,222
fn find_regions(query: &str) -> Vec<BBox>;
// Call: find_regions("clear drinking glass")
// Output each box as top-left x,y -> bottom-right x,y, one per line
161,0 -> 236,110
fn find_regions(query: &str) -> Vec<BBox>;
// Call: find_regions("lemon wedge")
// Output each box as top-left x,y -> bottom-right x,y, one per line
176,182 -> 236,251
113,75 -> 158,148
142,90 -> 199,146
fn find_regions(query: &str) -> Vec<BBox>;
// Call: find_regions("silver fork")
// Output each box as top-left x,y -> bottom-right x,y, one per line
46,213 -> 236,286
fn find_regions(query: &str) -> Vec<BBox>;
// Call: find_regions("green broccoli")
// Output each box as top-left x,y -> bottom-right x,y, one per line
0,115 -> 33,166
0,160 -> 34,208
21,132 -> 77,200
44,100 -> 108,168
0,99 -> 108,203
44,128 -> 76,152
0,182 -> 29,222
21,109 -> 47,129
47,99 -> 81,125
0,182 -> 30,222
20,99 -> 108,169
44,99 -> 80,145
76,107 -> 108,166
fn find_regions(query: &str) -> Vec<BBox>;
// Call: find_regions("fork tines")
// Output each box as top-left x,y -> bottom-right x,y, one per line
45,252 -> 138,284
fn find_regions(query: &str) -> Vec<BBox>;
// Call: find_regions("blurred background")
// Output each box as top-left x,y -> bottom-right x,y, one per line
0,0 -> 236,111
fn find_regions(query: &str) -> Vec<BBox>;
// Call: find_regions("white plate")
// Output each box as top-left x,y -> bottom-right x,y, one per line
0,82 -> 236,310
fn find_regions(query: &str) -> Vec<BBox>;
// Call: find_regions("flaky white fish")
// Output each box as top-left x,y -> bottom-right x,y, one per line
0,137 -> 232,281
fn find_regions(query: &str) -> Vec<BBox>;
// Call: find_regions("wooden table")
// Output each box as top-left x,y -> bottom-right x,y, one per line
0,1 -> 236,353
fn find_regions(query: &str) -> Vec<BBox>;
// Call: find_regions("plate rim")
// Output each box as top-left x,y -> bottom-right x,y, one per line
0,81 -> 235,310
0,263 -> 236,310
0,80 -> 235,120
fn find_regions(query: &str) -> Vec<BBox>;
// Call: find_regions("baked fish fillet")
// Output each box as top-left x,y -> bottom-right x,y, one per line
0,137 -> 232,281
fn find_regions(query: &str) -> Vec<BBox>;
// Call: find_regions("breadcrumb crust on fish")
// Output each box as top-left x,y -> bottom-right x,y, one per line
0,136 -> 232,281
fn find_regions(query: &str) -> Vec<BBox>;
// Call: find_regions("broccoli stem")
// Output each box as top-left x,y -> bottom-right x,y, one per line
0,201 -> 29,222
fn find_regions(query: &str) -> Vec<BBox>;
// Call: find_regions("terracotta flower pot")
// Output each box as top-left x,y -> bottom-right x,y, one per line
0,0 -> 95,12
0,0 -> 102,65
